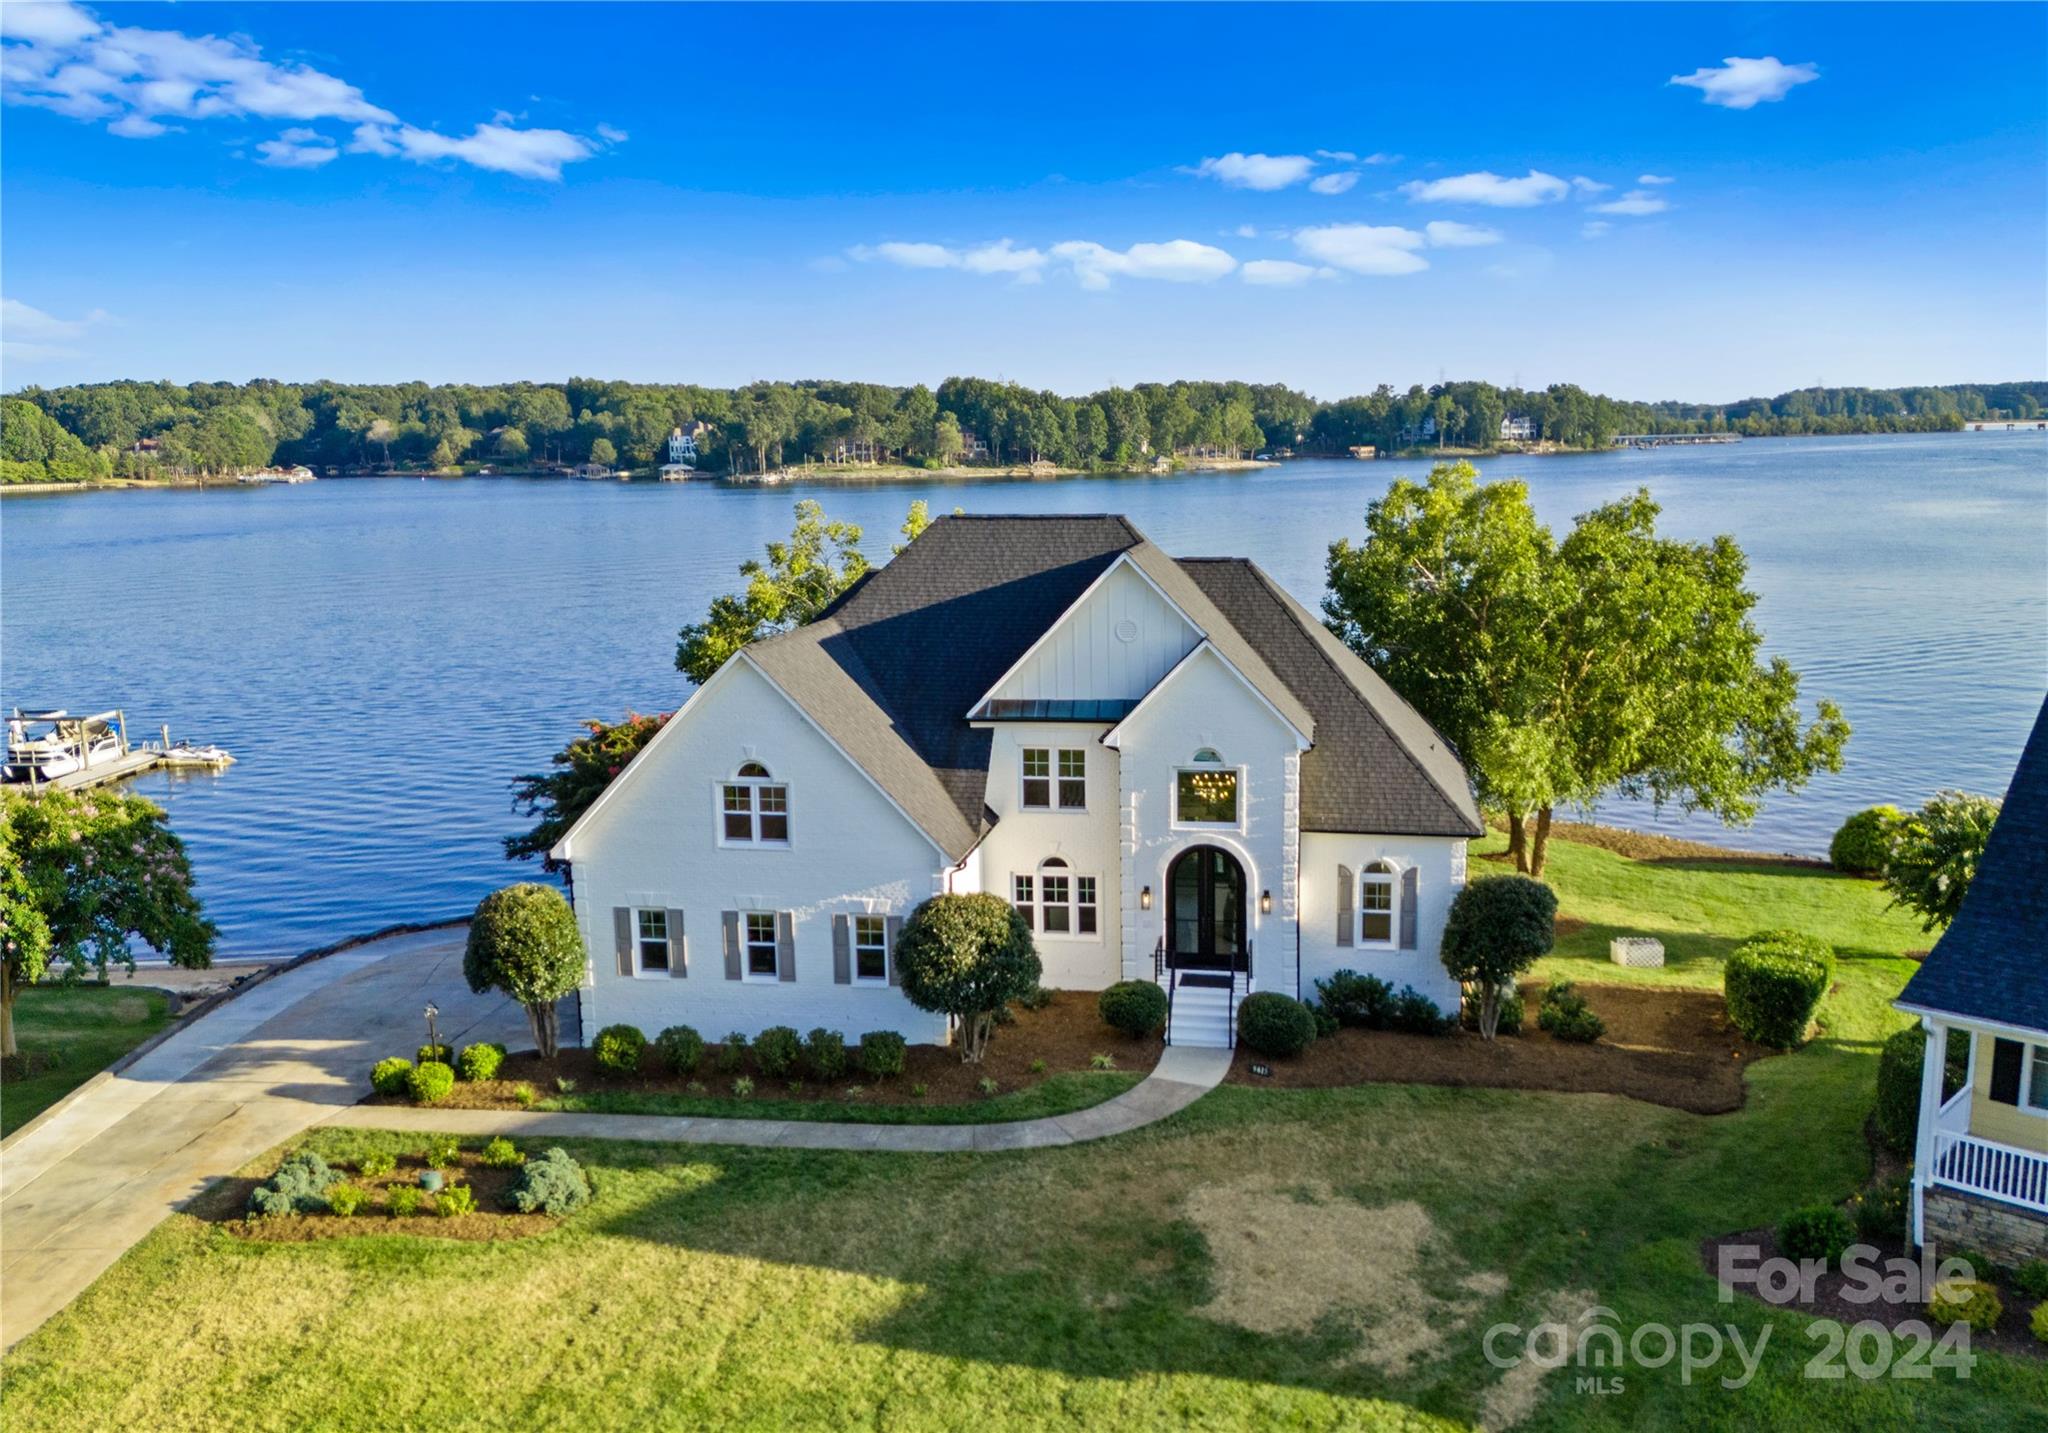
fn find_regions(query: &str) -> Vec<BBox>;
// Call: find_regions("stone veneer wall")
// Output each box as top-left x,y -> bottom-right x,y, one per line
1923,1187 -> 2048,1266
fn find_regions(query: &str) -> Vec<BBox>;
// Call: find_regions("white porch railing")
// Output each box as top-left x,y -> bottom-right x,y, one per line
1931,1129 -> 2048,1213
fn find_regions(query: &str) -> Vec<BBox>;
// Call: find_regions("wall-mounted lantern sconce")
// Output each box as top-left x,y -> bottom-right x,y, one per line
1260,889 -> 1273,915
1140,885 -> 1153,911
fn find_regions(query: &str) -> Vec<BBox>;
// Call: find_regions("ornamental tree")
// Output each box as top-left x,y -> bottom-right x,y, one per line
463,883 -> 585,1060
1439,875 -> 1557,1040
1882,790 -> 2002,931
0,789 -> 215,1059
505,711 -> 669,872
893,893 -> 1041,1063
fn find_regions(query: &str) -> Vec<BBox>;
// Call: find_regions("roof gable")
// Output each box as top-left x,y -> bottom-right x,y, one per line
972,554 -> 1200,719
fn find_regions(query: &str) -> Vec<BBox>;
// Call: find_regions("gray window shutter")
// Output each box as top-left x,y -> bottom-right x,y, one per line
1399,867 -> 1419,950
832,914 -> 852,984
614,907 -> 634,977
887,915 -> 904,985
722,910 -> 741,981
776,911 -> 797,982
1990,1038 -> 2024,1105
667,907 -> 687,978
1336,866 -> 1354,947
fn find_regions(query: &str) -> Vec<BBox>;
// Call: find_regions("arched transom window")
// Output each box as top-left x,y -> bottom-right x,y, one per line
1013,856 -> 1098,937
1360,861 -> 1396,945
721,762 -> 789,845
1176,748 -> 1239,825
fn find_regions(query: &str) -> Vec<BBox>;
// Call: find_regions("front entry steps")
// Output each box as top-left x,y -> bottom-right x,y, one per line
1164,969 -> 1248,1049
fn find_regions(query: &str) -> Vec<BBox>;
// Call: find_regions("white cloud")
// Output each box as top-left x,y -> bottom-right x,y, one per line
1591,188 -> 1669,216
256,127 -> 338,168
1570,175 -> 1610,196
1,3 -> 611,179
596,123 -> 629,145
960,239 -> 1048,276
1183,151 -> 1317,190
1316,149 -> 1357,163
1233,223 -> 1259,239
849,239 -> 1048,280
1670,56 -> 1819,110
1291,223 -> 1429,276
1399,170 -> 1569,207
1580,220 -> 1612,240
1638,173 -> 1675,185
1050,239 -> 1237,288
1308,171 -> 1359,195
1,295 -> 111,360
1240,259 -> 1334,286
1424,220 -> 1503,248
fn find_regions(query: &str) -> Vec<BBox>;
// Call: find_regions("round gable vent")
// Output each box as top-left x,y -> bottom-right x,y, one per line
1114,618 -> 1140,643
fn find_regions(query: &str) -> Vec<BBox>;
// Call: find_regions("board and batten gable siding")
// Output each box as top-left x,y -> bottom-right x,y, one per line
984,558 -> 1200,710
566,657 -> 950,1044
1967,1029 -> 2048,1152
1109,644 -> 1302,991
1298,832 -> 1468,1015
975,721 -> 1124,989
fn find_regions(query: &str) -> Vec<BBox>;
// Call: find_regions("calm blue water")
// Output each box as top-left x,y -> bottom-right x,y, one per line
5,431 -> 2044,958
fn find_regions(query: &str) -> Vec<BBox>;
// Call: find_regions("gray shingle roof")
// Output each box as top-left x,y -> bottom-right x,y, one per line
1897,696 -> 2048,1033
743,514 -> 1479,859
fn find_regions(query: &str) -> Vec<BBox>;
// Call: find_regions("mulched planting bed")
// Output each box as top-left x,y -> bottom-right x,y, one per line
200,1152 -> 558,1243
1226,982 -> 1778,1114
378,990 -> 1161,1112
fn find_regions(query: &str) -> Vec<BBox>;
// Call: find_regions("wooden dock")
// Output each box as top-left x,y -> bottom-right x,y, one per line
5,711 -> 234,794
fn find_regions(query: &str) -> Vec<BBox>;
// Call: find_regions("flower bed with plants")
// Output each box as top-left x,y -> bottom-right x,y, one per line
360,990 -> 1160,1124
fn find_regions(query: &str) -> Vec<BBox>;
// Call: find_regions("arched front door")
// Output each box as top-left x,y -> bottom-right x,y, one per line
1167,845 -> 1246,971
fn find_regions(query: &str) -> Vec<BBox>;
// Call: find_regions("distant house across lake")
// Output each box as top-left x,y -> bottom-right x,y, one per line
1500,414 -> 1536,442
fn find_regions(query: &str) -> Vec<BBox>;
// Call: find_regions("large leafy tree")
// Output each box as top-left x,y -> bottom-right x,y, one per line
0,789 -> 214,1058
1882,791 -> 2002,931
675,499 -> 872,683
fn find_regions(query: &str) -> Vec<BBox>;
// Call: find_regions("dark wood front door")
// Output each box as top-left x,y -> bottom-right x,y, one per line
1168,846 -> 1245,970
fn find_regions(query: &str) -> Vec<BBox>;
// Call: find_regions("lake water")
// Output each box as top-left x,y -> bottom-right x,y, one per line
5,432 -> 2044,958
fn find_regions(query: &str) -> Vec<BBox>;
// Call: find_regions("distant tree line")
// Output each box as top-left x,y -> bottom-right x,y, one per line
4,375 -> 2040,483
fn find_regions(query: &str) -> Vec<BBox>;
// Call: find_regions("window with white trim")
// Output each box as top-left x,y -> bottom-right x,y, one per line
1020,858 -> 1097,937
744,912 -> 779,979
1040,858 -> 1071,933
721,762 -> 790,845
635,908 -> 670,974
853,915 -> 889,984
1013,873 -> 1034,928
1360,861 -> 1396,945
1176,749 -> 1239,825
2029,1044 -> 2048,1113
1021,747 -> 1086,810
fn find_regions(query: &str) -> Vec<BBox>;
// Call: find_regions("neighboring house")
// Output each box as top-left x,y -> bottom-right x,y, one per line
666,425 -> 700,464
551,516 -> 1483,1049
1895,696 -> 2048,1263
1500,414 -> 1536,442
830,436 -> 880,464
958,430 -> 991,461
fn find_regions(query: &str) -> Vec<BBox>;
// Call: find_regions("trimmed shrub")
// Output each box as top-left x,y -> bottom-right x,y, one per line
436,1183 -> 477,1218
1830,805 -> 1904,874
592,1023 -> 646,1076
456,1042 -> 506,1082
481,1137 -> 524,1169
369,1057 -> 413,1096
1850,1178 -> 1910,1243
463,883 -> 585,1060
1316,970 -> 1394,1029
1440,876 -> 1557,1040
1310,1000 -> 1340,1038
1238,993 -> 1317,1059
716,1032 -> 748,1074
1098,980 -> 1169,1038
407,1060 -> 456,1105
894,892 -> 1041,1063
804,1028 -> 849,1080
388,1186 -> 423,1216
1777,1204 -> 1854,1264
327,1183 -> 370,1217
247,1150 -> 338,1217
357,1151 -> 397,1179
1724,934 -> 1834,1048
1463,989 -> 1524,1036
416,1042 -> 452,1065
2014,1260 -> 2048,1300
654,1024 -> 704,1075
509,1147 -> 591,1215
1389,985 -> 1452,1035
1536,981 -> 1605,1043
859,1030 -> 907,1078
1875,1024 -> 1970,1154
754,1025 -> 800,1077
1927,1278 -> 2003,1332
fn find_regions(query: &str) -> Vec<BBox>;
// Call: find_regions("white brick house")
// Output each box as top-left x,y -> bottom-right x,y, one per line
552,515 -> 1483,1048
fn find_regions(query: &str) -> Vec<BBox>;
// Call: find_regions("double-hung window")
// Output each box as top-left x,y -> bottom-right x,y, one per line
721,762 -> 790,845
2029,1044 -> 2048,1114
853,915 -> 889,983
1360,862 -> 1396,945
1019,859 -> 1097,936
1021,747 -> 1086,811
1040,859 -> 1072,933
1013,874 -> 1034,928
635,908 -> 670,974
744,912 -> 779,979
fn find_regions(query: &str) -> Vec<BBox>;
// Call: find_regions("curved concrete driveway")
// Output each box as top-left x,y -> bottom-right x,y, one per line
1,928 -> 1228,1352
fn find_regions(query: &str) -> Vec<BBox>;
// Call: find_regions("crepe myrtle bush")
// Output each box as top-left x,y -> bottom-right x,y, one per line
463,883 -> 585,1060
894,893 -> 1042,1064
1440,876 -> 1557,1040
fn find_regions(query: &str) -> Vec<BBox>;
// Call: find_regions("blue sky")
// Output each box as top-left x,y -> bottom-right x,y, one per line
2,2 -> 2043,400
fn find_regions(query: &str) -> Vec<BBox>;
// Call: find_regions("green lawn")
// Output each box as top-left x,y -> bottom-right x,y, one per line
546,1070 -> 1140,1124
1,984 -> 171,1136
4,834 -> 2040,1430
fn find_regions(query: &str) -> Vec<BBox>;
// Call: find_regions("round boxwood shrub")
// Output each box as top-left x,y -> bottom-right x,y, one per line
654,1024 -> 704,1075
1777,1204 -> 1854,1264
804,1027 -> 849,1080
1830,805 -> 1904,875
1724,933 -> 1835,1048
1237,993 -> 1317,1059
407,1060 -> 456,1104
592,1023 -> 647,1077
859,1030 -> 907,1078
369,1056 -> 413,1096
1098,980 -> 1169,1038
1928,1278 -> 2003,1332
456,1042 -> 506,1082
753,1025 -> 801,1077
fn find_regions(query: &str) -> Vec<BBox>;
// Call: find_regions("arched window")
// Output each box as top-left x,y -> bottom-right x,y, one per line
720,762 -> 789,845
1176,750 -> 1239,825
1013,856 -> 1097,937
1191,747 -> 1222,764
1360,861 -> 1396,944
